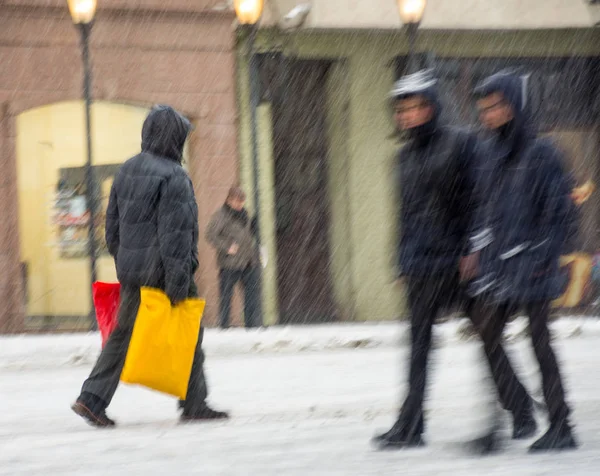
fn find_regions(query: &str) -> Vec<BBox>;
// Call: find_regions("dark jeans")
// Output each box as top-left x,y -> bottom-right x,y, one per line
80,283 -> 209,415
219,265 -> 262,328
470,299 -> 571,426
398,274 -> 461,437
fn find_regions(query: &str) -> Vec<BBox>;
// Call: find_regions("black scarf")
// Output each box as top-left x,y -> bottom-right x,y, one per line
224,204 -> 248,226
495,117 -> 532,164
407,115 -> 439,149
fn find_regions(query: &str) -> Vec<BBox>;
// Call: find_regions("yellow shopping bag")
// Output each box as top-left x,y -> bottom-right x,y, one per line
120,287 -> 205,399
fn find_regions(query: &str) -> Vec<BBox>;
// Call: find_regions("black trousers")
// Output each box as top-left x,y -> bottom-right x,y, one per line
470,299 -> 571,426
219,265 -> 262,328
398,274 -> 462,437
80,283 -> 209,414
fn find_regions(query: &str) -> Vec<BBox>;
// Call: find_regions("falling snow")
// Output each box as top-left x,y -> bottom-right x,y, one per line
1,0 -> 599,474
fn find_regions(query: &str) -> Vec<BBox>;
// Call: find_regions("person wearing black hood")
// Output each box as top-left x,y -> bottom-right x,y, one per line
466,71 -> 578,452
71,105 -> 229,427
372,70 -> 482,449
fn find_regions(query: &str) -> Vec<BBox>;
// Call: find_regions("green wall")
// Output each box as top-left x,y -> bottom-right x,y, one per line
325,60 -> 358,321
236,28 -> 600,323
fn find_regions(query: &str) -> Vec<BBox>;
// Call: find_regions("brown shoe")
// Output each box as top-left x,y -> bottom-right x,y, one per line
71,401 -> 116,428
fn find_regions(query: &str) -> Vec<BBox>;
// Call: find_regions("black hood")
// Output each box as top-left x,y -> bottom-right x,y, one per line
474,71 -> 530,124
141,105 -> 192,163
474,71 -> 534,161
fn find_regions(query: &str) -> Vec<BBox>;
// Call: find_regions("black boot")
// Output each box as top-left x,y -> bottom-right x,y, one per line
466,403 -> 504,455
180,404 -> 230,422
512,404 -> 537,440
372,416 -> 425,450
529,422 -> 578,453
372,418 -> 402,443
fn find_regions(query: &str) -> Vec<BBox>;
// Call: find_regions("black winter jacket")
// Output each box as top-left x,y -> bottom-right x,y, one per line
468,73 -> 572,303
396,119 -> 480,278
105,105 -> 198,303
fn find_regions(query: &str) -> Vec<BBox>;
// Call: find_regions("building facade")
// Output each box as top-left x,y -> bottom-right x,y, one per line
1,0 -> 599,333
237,0 -> 600,325
0,0 -> 239,333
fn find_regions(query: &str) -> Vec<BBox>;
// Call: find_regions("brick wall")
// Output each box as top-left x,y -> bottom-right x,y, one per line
0,3 -> 240,332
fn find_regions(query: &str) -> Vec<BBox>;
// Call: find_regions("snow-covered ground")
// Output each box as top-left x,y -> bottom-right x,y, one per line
2,319 -> 600,475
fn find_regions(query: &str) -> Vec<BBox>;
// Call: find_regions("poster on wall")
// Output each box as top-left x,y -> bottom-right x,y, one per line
53,164 -> 121,259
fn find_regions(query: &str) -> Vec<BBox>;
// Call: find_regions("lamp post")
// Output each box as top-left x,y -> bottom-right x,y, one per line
234,0 -> 264,245
68,0 -> 99,328
396,0 -> 427,73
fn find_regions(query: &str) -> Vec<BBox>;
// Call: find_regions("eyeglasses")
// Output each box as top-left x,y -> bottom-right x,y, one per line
394,103 -> 429,114
477,100 -> 507,114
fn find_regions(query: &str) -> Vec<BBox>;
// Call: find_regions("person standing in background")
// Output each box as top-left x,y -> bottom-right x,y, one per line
206,186 -> 263,329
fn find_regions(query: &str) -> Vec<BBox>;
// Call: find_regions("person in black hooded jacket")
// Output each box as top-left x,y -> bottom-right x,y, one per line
372,70 -> 483,449
466,72 -> 578,452
71,105 -> 228,426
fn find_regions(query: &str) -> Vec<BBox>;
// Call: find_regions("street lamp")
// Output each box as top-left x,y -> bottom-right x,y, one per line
68,0 -> 97,23
68,0 -> 99,329
234,0 -> 264,25
234,0 -> 264,245
234,0 -> 264,327
396,0 -> 427,73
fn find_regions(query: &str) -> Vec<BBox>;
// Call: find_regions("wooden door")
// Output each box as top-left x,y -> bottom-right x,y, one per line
271,59 -> 338,324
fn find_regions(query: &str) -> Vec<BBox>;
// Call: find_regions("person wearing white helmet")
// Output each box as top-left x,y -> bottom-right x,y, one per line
372,70 -> 484,449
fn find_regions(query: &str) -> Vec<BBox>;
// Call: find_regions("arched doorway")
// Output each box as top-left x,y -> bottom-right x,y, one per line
16,101 -> 189,330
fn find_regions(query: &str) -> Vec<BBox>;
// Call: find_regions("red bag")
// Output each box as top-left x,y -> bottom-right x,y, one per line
92,282 -> 121,348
